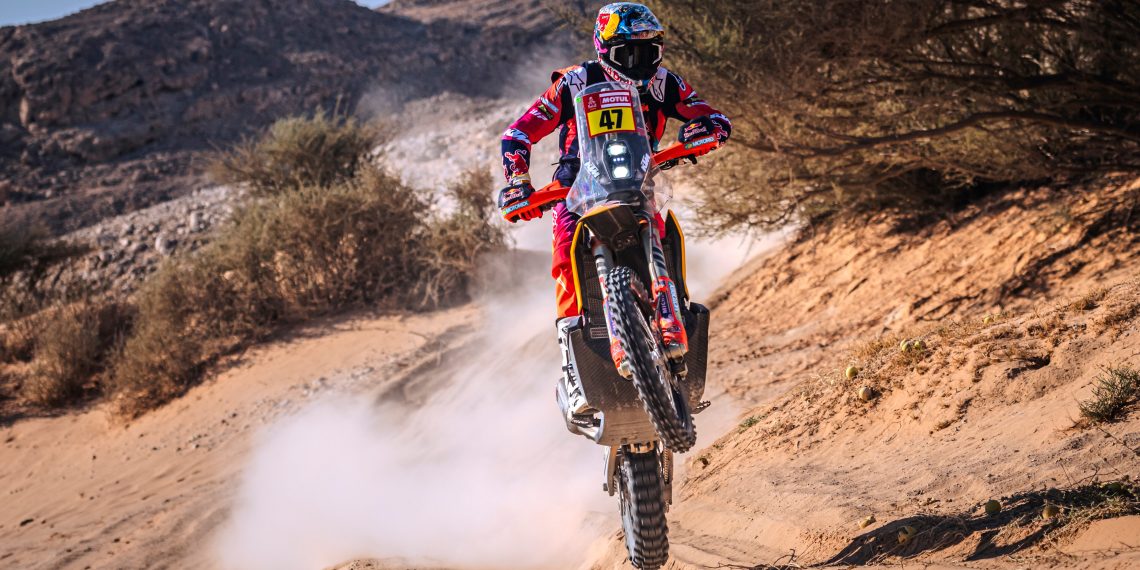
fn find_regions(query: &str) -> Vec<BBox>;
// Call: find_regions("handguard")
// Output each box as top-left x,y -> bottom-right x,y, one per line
500,182 -> 570,223
654,138 -> 721,170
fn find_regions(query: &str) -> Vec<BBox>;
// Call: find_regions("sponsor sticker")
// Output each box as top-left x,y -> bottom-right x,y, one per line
583,90 -> 636,138
684,136 -> 716,149
505,149 -> 529,175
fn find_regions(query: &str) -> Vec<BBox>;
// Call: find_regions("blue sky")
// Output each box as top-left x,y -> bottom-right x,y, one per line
0,0 -> 391,27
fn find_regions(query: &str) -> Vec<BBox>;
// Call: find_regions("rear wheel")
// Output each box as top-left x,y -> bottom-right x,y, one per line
607,266 -> 697,452
618,449 -> 669,569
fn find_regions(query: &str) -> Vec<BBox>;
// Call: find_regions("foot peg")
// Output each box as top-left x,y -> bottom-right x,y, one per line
571,415 -> 600,428
693,400 -> 711,414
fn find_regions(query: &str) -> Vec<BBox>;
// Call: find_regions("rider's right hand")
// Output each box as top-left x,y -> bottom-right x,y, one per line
498,183 -> 541,223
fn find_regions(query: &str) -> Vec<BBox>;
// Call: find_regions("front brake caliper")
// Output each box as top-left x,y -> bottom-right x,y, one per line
654,276 -> 689,364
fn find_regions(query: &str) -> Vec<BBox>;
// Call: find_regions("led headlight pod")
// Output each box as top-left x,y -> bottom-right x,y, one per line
605,140 -> 633,180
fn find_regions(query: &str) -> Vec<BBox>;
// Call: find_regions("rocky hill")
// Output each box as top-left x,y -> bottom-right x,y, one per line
0,0 -> 569,233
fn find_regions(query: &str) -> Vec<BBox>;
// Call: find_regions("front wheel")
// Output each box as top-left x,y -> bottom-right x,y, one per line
618,449 -> 669,569
606,266 -> 697,452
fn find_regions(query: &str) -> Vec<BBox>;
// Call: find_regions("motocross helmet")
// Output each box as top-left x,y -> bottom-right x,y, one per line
594,3 -> 665,84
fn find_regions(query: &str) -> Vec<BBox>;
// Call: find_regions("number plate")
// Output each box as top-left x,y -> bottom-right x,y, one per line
583,90 -> 635,138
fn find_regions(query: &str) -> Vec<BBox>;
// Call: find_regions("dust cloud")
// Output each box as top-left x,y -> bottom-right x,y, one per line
214,264 -> 615,569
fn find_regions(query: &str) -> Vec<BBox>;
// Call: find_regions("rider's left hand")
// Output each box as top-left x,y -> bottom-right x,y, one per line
678,116 -> 728,146
498,183 -> 542,223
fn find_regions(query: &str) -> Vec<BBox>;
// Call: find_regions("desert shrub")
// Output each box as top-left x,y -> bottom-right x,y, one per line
107,269 -> 211,417
209,109 -> 378,197
112,106 -> 505,417
648,0 -> 1140,232
0,217 -> 81,279
1069,287 -> 1109,312
416,169 -> 510,305
0,218 -> 47,278
1079,364 -> 1140,424
109,164 -> 505,417
1,312 -> 41,364
23,301 -> 132,407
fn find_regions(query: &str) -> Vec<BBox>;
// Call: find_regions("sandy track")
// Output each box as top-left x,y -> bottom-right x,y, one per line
0,307 -> 477,569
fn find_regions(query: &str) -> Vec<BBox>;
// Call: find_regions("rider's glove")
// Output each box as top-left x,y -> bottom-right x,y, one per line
678,116 -> 728,145
498,183 -> 541,223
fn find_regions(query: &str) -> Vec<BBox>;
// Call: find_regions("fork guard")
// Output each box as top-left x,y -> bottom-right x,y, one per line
557,303 -> 710,447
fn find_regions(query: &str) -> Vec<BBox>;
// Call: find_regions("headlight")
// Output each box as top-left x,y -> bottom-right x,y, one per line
612,165 -> 631,179
607,143 -> 628,157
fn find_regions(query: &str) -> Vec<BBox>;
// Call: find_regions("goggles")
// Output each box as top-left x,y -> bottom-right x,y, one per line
608,39 -> 663,71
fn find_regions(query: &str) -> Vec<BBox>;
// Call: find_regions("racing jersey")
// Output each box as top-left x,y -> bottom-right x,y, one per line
501,61 -> 732,185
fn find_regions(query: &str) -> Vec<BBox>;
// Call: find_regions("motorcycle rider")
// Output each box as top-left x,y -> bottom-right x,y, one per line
497,3 -> 731,378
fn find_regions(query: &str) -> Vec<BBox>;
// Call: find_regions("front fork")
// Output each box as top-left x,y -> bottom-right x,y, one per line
644,222 -> 690,368
593,241 -> 632,379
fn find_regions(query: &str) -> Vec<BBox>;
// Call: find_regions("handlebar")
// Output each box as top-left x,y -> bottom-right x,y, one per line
501,137 -> 721,223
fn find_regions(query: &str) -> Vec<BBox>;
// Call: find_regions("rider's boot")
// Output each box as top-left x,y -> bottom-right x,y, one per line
556,317 -> 598,430
653,276 -> 689,366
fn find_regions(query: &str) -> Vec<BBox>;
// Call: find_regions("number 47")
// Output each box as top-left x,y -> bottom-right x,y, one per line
599,110 -> 624,130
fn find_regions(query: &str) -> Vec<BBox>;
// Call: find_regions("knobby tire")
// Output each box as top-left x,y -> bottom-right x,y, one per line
619,449 -> 669,569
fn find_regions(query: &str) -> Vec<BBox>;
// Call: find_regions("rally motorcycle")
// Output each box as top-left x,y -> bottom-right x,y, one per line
502,82 -> 718,570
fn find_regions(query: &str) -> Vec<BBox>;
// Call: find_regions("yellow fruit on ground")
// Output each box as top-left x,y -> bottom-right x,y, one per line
858,386 -> 876,401
983,315 -> 994,324
913,339 -> 926,351
860,515 -> 876,529
900,340 -> 912,351
1043,504 -> 1061,519
898,525 -> 917,544
984,499 -> 1001,515
845,365 -> 859,379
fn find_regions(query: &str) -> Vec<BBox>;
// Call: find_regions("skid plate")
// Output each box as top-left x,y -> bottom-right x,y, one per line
566,302 -> 710,447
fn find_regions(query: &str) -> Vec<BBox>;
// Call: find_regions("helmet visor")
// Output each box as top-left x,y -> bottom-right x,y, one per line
609,40 -> 663,72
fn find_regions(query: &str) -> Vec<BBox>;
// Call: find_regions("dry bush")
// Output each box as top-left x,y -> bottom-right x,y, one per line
650,0 -> 1140,232
23,301 -> 132,407
209,109 -> 378,197
1079,364 -> 1140,424
1,314 -> 41,364
1099,301 -> 1140,331
112,109 -> 505,417
108,274 -> 210,417
1068,287 -> 1109,312
0,217 -> 83,280
415,169 -> 509,306
0,218 -> 49,278
109,164 -> 506,417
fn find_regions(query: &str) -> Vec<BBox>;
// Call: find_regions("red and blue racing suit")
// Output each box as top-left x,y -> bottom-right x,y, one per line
501,61 -> 731,318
